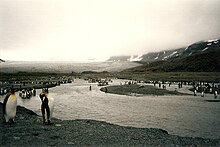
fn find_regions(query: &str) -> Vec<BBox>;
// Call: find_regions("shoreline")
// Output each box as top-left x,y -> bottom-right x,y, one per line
1,103 -> 220,146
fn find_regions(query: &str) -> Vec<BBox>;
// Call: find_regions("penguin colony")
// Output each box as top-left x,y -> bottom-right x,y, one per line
2,86 -> 218,125
2,88 -> 54,125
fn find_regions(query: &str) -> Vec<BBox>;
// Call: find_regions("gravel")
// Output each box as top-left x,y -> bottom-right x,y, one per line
1,103 -> 220,146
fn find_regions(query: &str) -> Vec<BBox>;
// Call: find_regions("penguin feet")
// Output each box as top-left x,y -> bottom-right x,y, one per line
10,119 -> 16,124
3,121 -> 10,125
4,121 -> 16,125
3,119 -> 16,125
43,120 -> 53,125
47,120 -> 54,125
47,120 -> 51,125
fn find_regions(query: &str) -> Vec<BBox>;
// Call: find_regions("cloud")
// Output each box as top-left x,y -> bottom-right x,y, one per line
1,0 -> 220,61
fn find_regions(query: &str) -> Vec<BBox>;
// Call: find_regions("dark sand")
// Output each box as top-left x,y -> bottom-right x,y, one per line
1,103 -> 220,146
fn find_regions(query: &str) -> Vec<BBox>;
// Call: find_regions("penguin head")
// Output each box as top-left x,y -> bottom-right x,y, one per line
39,92 -> 46,101
10,88 -> 15,94
39,92 -> 45,98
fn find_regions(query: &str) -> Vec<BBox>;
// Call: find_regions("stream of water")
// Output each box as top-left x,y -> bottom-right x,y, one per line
1,79 -> 220,139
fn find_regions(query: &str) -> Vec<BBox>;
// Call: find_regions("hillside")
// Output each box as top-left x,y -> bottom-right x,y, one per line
107,38 -> 220,63
0,59 -> 5,63
121,48 -> 220,72
140,39 -> 220,63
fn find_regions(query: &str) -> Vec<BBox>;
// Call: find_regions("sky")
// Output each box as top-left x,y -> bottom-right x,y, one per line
1,0 -> 220,61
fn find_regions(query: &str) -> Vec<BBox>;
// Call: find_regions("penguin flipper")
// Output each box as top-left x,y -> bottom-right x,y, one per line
3,94 -> 10,116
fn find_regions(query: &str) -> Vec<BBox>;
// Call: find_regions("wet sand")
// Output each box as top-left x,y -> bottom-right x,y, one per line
1,103 -> 220,146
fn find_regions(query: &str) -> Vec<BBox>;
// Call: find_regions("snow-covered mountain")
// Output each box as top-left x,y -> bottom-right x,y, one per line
120,38 -> 220,72
107,38 -> 220,63
140,38 -> 220,62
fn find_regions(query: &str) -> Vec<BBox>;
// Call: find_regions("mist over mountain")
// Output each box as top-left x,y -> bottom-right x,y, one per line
1,38 -> 219,73
119,38 -> 220,72
108,38 -> 220,63
140,39 -> 220,63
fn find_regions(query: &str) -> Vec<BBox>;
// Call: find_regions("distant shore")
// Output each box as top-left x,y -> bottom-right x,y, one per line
0,103 -> 220,146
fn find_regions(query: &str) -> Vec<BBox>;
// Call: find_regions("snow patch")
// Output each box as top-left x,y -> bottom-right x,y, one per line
185,42 -> 195,50
154,56 -> 158,60
162,56 -> 168,60
169,51 -> 177,57
207,39 -> 218,42
130,55 -> 143,61
202,47 -> 208,52
207,43 -> 212,46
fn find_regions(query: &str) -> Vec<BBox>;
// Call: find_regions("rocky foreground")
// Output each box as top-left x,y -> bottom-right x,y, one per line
0,103 -> 220,146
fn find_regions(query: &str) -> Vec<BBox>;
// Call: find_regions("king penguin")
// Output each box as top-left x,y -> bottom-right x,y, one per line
3,89 -> 17,124
39,89 -> 54,125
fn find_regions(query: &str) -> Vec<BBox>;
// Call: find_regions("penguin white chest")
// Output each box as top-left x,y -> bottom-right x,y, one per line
48,96 -> 54,118
6,95 -> 17,119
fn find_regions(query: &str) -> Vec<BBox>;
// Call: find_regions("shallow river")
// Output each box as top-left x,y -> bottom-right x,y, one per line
1,79 -> 220,139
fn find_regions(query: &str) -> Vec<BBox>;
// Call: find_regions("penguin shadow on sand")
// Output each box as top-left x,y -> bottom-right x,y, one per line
39,88 -> 54,125
2,89 -> 17,125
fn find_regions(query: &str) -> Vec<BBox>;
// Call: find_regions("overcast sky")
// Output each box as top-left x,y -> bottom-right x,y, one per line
1,0 -> 220,61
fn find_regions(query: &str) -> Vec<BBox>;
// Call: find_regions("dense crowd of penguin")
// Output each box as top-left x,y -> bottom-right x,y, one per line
1,81 -> 219,125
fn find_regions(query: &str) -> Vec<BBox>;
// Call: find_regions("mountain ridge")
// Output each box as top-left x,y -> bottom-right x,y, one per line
118,38 -> 220,72
0,59 -> 5,63
122,49 -> 220,72
107,38 -> 220,63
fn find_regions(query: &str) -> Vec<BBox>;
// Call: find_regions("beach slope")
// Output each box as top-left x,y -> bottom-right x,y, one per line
0,103 -> 219,146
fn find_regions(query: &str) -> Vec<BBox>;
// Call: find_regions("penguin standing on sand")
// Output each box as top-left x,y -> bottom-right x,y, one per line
39,90 -> 54,125
3,89 -> 17,124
